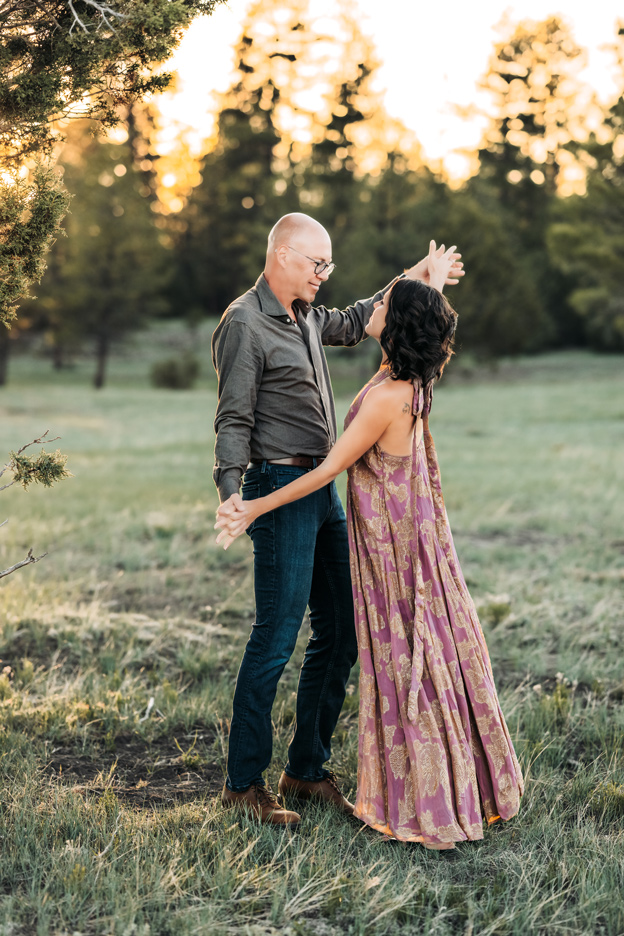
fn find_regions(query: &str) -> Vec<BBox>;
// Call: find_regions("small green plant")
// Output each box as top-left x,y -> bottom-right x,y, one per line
15,658 -> 34,685
0,665 -> 13,700
174,734 -> 206,769
479,598 -> 512,626
589,781 -> 624,821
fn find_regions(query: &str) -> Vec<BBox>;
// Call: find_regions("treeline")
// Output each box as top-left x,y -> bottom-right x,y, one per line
7,5 -> 624,387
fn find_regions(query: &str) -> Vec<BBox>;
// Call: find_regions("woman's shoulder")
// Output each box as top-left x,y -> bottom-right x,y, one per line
366,374 -> 413,400
361,374 -> 414,414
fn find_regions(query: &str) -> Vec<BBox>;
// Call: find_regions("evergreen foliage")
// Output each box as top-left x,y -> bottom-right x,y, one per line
171,77 -> 289,316
475,16 -> 589,348
6,3 -> 624,366
0,164 -> 70,328
30,119 -> 172,388
5,446 -> 70,490
0,0 -> 223,328
171,4 -> 607,358
0,0 -> 224,163
0,431 -> 70,492
547,28 -> 624,351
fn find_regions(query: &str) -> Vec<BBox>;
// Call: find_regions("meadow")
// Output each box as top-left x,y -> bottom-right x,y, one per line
0,332 -> 623,936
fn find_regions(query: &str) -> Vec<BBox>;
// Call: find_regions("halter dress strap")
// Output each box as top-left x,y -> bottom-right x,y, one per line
412,379 -> 425,417
413,379 -> 433,416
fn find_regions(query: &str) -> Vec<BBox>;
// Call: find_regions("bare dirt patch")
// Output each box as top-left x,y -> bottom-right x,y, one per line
45,727 -> 223,805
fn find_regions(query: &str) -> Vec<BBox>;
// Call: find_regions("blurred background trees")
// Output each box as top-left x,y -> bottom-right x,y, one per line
548,26 -> 624,352
3,4 -> 624,386
29,116 -> 171,388
0,0 -> 223,354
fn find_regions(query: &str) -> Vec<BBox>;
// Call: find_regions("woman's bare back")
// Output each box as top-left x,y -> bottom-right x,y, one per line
368,375 -> 423,456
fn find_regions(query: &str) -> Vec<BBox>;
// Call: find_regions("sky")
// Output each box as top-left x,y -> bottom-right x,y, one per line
156,0 -> 623,181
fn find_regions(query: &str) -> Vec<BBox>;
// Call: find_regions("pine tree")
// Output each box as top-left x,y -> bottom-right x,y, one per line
547,26 -> 624,350
475,15 -> 589,345
173,0 -> 408,317
30,118 -> 170,387
171,0 -> 321,316
478,15 -> 586,200
171,75 -> 288,316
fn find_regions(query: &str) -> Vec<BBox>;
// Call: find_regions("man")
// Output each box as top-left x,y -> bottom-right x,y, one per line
212,213 -> 463,826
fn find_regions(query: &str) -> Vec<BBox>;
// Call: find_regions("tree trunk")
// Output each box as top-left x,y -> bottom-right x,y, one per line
0,327 -> 10,387
52,339 -> 64,370
93,332 -> 109,389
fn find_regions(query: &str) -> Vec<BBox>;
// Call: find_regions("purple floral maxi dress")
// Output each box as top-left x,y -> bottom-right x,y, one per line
345,370 -> 524,845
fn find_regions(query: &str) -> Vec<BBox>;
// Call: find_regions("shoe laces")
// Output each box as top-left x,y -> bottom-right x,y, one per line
254,784 -> 282,809
324,770 -> 343,797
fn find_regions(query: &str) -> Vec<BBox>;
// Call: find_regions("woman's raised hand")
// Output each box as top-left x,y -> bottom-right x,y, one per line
404,242 -> 464,287
427,240 -> 459,292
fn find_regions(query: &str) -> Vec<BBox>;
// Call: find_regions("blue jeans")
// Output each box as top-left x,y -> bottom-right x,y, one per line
225,462 -> 358,792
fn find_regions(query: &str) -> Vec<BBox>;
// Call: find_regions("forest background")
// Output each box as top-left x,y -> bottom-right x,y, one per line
2,0 -> 624,388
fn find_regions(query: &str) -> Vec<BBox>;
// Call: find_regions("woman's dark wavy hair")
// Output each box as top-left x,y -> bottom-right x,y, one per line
379,278 -> 458,385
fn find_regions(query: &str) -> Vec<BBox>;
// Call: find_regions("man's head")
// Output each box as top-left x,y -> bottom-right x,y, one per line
265,213 -> 333,306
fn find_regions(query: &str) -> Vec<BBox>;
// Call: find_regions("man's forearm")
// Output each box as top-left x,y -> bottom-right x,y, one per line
319,276 -> 401,347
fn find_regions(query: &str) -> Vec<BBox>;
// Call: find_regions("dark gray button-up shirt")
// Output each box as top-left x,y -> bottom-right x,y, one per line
211,273 -> 396,502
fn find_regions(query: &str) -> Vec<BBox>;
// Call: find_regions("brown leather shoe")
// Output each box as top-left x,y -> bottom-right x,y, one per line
278,770 -> 355,816
221,783 -> 301,826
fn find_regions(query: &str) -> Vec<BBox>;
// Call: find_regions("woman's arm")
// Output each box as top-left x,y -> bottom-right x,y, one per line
215,383 -> 398,548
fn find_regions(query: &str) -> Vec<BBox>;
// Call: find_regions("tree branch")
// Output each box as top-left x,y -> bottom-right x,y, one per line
0,547 -> 47,580
0,430 -> 68,582
66,0 -> 125,34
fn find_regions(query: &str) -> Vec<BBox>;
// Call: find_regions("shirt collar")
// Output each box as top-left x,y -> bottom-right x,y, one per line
255,273 -> 311,318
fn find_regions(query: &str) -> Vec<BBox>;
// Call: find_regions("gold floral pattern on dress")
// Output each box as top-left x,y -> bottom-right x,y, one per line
383,724 -> 397,748
388,745 -> 408,780
345,370 -> 524,847
372,637 -> 392,664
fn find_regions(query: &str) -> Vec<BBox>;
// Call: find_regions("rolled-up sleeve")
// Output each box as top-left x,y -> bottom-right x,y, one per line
212,320 -> 264,502
315,277 -> 401,346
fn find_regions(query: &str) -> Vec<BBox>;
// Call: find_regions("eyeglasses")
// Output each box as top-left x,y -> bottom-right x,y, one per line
282,245 -> 336,276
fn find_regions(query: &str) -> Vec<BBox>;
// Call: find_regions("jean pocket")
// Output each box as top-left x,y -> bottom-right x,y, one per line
241,483 -> 260,501
272,466 -> 306,490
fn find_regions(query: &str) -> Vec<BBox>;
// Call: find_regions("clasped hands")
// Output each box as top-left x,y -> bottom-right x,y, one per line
215,493 -> 254,550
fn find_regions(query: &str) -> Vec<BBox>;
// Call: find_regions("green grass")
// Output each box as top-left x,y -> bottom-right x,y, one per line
1,342 -> 623,935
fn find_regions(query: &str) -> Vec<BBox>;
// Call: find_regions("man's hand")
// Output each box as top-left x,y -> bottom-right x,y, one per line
215,493 -> 255,550
216,492 -> 245,520
405,241 -> 464,288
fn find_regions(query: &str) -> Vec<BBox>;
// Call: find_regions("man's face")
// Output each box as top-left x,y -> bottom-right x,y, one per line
284,230 -> 333,303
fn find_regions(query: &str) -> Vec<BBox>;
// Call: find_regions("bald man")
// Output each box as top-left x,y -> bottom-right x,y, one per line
212,213 -> 463,826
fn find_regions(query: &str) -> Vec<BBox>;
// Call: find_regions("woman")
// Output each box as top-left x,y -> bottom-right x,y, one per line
216,244 -> 523,848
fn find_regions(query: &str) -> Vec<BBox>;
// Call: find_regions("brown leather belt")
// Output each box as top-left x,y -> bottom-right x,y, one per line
248,456 -> 326,469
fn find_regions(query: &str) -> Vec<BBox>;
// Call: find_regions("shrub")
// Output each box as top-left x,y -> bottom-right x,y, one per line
150,353 -> 200,390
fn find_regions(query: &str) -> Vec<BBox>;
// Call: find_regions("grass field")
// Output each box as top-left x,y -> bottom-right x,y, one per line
0,340 -> 623,936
